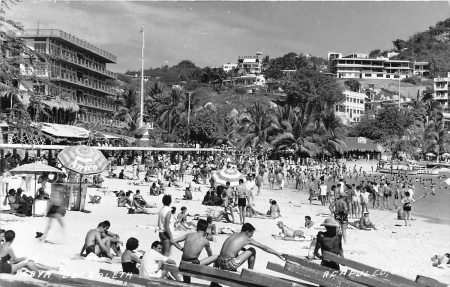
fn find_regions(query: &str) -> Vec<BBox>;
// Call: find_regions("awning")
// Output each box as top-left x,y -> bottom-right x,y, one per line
40,123 -> 90,138
102,132 -> 136,143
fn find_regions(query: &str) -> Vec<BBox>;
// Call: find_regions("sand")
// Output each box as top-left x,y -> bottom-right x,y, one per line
1,161 -> 449,285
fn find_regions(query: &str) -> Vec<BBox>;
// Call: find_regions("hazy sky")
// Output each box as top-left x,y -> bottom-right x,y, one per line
6,1 -> 450,73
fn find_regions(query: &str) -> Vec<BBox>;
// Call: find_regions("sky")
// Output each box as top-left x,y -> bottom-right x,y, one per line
5,1 -> 450,73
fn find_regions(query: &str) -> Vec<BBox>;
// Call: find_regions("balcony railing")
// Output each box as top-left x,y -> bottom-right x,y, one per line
55,54 -> 116,79
19,29 -> 117,63
52,74 -> 115,95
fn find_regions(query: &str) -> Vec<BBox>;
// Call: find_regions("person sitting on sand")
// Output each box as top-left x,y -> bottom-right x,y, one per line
102,220 -> 123,256
118,169 -> 125,179
268,200 -> 281,218
313,218 -> 343,270
0,230 -> 59,274
133,190 -> 152,208
150,183 -> 161,196
118,190 -> 132,208
140,240 -> 178,279
431,253 -> 450,268
349,212 -> 377,230
3,189 -> 20,213
214,223 -> 286,272
175,207 -> 195,231
183,186 -> 193,200
305,216 -> 315,228
121,237 -> 142,274
80,221 -> 113,259
172,219 -> 218,283
276,221 -> 304,239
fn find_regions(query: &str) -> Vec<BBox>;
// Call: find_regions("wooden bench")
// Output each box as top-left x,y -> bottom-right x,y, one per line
99,268 -> 208,287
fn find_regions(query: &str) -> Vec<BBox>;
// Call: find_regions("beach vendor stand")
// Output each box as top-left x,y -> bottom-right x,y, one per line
57,145 -> 108,211
9,162 -> 64,216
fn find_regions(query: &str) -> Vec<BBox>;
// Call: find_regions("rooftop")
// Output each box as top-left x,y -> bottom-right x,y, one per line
16,29 -> 116,63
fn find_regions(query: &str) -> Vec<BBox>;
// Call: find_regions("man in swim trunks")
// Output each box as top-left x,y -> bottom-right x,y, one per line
172,219 -> 218,283
80,221 -> 113,258
214,223 -> 285,272
330,194 -> 349,243
235,179 -> 248,225
158,195 -> 173,256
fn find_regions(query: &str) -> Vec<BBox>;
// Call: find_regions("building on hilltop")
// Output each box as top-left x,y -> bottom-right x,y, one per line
433,72 -> 450,110
335,90 -> 366,125
13,29 -> 123,133
328,52 -> 429,80
222,63 -> 237,72
237,56 -> 261,75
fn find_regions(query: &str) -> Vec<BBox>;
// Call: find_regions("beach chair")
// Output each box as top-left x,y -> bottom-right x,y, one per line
99,268 -> 208,287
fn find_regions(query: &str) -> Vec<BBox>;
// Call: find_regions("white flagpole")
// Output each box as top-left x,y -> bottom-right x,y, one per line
140,25 -> 145,128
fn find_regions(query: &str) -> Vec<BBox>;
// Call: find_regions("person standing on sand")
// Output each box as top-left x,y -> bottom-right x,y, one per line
171,219 -> 218,283
401,191 -> 415,226
313,218 -> 344,270
158,195 -> 173,256
235,179 -> 248,225
330,194 -> 349,244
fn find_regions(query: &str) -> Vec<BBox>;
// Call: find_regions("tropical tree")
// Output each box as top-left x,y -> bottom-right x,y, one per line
233,103 -> 277,149
424,112 -> 449,162
156,86 -> 186,134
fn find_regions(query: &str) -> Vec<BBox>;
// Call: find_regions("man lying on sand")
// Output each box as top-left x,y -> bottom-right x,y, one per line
214,223 -> 286,272
80,221 -> 113,259
276,221 -> 304,238
172,219 -> 218,283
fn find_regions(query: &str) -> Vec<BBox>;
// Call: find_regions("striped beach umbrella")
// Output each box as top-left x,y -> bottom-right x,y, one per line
212,168 -> 244,187
57,145 -> 108,175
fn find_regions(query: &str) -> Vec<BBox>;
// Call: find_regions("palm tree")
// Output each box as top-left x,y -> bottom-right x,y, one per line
311,109 -> 346,157
156,87 -> 186,134
233,103 -> 278,149
424,112 -> 449,162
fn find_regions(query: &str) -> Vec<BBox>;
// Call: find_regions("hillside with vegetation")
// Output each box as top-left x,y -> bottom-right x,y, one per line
392,18 -> 450,77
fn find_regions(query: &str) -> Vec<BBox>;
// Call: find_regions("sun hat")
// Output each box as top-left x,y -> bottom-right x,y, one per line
320,218 -> 340,227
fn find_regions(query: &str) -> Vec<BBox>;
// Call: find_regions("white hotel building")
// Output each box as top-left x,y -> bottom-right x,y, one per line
335,90 -> 366,125
328,52 -> 429,80
434,72 -> 450,109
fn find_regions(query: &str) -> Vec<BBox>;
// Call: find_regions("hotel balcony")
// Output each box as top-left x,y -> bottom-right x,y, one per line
77,101 -> 116,112
54,53 -> 116,79
51,73 -> 115,95
434,84 -> 448,91
18,29 -> 117,63
434,93 -> 449,101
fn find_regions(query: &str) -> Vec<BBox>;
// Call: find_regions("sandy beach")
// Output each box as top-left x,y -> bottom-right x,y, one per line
1,161 -> 449,285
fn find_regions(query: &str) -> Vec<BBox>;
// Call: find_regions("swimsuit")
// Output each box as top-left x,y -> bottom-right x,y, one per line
0,255 -> 12,274
334,211 -> 348,225
181,256 -> 200,264
214,256 -> 242,271
122,261 -> 139,274
86,245 -> 96,255
238,198 -> 247,207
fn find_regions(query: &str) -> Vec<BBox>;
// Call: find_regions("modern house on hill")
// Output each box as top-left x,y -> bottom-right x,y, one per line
328,52 -> 430,79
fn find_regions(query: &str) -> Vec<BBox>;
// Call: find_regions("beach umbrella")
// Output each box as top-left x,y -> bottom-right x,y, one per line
57,145 -> 108,211
426,153 -> 436,157
57,145 -> 108,175
441,153 -> 450,158
10,162 -> 64,195
212,168 -> 244,187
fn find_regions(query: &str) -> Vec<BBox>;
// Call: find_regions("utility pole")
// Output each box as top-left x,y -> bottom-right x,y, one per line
140,25 -> 145,128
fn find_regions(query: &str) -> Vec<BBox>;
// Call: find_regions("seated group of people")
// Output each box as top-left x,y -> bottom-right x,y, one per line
115,190 -> 155,214
2,188 -> 36,216
80,221 -> 123,259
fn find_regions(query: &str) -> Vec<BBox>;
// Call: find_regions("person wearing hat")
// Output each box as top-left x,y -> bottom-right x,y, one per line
313,218 -> 343,270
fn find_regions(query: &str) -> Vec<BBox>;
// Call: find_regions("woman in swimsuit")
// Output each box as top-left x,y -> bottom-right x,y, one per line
401,191 -> 415,226
121,237 -> 141,274
0,230 -> 58,274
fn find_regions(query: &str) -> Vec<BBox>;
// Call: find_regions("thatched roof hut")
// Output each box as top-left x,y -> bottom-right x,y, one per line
343,137 -> 381,153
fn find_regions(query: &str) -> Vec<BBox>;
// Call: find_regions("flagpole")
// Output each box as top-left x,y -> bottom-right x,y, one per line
140,25 -> 145,128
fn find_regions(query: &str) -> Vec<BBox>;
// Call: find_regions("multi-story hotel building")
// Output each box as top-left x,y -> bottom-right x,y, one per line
335,90 -> 366,125
237,56 -> 261,75
16,29 -> 122,129
328,52 -> 429,80
434,72 -> 450,109
222,63 -> 238,72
